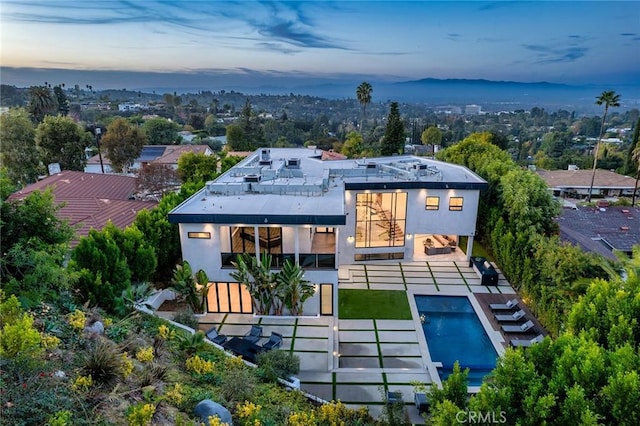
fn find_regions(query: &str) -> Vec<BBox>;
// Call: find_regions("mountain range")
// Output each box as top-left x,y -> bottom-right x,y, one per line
2,67 -> 639,112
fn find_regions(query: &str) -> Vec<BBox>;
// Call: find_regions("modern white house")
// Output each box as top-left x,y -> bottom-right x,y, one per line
168,147 -> 487,316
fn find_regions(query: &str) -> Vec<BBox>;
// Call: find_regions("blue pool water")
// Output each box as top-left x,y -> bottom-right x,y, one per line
415,295 -> 498,386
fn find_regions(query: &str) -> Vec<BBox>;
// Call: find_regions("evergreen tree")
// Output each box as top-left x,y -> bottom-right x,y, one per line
381,102 -> 404,156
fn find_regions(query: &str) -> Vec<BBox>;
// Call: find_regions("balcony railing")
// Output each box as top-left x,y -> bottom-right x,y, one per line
221,252 -> 335,270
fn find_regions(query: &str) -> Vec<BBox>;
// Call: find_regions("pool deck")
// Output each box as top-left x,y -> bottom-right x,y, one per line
161,258 -> 538,423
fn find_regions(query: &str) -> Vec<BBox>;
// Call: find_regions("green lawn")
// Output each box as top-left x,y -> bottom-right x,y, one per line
338,289 -> 412,320
458,236 -> 494,262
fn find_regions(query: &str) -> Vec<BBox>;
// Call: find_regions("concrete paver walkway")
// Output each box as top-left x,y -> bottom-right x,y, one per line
190,259 -> 516,423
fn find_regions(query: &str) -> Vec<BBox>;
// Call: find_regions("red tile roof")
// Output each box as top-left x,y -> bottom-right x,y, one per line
9,171 -> 157,244
537,169 -> 637,189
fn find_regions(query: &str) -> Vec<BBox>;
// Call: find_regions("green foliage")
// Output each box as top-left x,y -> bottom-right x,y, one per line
71,231 -> 131,312
256,350 -> 300,382
36,115 -> 91,171
169,261 -> 210,314
101,117 -> 147,173
177,151 -> 219,185
421,126 -> 442,146
219,362 -> 257,404
143,117 -> 181,145
276,260 -> 315,316
230,253 -> 278,315
173,330 -> 207,355
381,102 -> 404,156
82,339 -> 123,388
0,107 -> 41,185
428,361 -> 469,409
28,85 -> 57,122
0,311 -> 42,359
171,307 -> 199,330
341,131 -> 363,158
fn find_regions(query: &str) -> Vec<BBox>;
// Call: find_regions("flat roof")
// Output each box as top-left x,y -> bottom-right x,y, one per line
169,148 -> 487,225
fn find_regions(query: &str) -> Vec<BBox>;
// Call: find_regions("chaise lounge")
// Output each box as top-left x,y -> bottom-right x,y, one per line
494,309 -> 527,322
489,299 -> 519,311
502,320 -> 534,333
204,326 -> 228,345
510,334 -> 545,348
261,332 -> 283,350
243,324 -> 263,344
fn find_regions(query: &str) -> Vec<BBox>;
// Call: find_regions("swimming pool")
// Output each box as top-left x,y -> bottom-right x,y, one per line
415,295 -> 498,386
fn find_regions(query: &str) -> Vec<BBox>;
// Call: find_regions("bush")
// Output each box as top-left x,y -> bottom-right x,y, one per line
256,350 -> 300,383
220,365 -> 257,404
81,339 -> 123,388
172,307 -> 199,330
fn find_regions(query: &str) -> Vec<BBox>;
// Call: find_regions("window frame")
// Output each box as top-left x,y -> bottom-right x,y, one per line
188,231 -> 211,239
425,196 -> 440,211
449,197 -> 464,211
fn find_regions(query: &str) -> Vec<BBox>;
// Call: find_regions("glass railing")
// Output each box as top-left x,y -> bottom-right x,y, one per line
222,253 -> 336,269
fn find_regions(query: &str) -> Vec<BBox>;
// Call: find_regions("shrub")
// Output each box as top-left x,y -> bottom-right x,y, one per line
0,312 -> 43,360
164,383 -> 184,406
47,410 -> 72,426
172,307 -> 199,330
126,402 -> 155,426
120,353 -> 134,378
256,350 -> 300,383
185,354 -> 215,375
220,365 -> 257,404
0,291 -> 22,326
68,309 -> 86,331
81,339 -> 122,388
173,330 -> 206,355
71,374 -> 93,393
135,347 -> 154,363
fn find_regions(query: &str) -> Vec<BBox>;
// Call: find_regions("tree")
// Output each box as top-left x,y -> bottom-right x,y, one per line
52,85 -> 69,116
381,102 -> 404,156
356,82 -> 372,133
35,115 -> 90,171
421,126 -> 442,146
628,118 -> 640,206
587,90 -> 621,201
341,131 -> 363,158
142,117 -> 180,145
27,85 -> 57,123
101,117 -> 146,173
177,152 -> 219,185
0,108 -> 41,185
136,163 -> 179,197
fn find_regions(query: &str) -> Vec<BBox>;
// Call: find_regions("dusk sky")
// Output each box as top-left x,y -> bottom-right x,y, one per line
1,1 -> 639,89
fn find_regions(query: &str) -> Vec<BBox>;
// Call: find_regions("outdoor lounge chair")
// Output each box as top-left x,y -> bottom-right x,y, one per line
205,326 -> 227,345
261,332 -> 283,350
510,334 -> 545,348
502,320 -> 534,333
243,325 -> 263,343
489,298 -> 519,311
494,309 -> 527,322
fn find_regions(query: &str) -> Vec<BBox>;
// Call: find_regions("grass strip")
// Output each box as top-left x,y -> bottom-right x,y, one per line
373,320 -> 384,368
338,289 -> 412,320
426,262 -> 440,291
363,264 -> 371,289
453,263 -> 473,292
398,263 -> 408,290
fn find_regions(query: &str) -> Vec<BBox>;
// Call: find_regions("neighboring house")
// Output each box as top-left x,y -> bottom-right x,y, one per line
168,147 -> 487,316
557,206 -> 640,260
537,169 -> 639,199
178,131 -> 196,143
8,171 -> 157,245
85,145 -> 212,174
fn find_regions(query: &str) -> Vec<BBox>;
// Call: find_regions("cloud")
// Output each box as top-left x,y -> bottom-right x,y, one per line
446,33 -> 462,42
256,20 -> 344,49
620,32 -> 637,37
255,42 -> 302,54
523,43 -> 589,63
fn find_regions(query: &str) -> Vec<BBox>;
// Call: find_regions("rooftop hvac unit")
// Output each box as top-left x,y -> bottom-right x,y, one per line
243,174 -> 261,183
413,164 -> 428,170
286,158 -> 301,169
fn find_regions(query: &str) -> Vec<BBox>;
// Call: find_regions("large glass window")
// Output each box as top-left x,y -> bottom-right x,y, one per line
207,282 -> 253,313
355,192 -> 407,247
257,227 -> 282,254
230,226 -> 255,253
320,284 -> 333,315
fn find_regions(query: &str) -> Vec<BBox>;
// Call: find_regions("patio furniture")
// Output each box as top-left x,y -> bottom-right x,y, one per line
204,326 -> 227,345
243,325 -> 263,344
494,309 -> 527,322
510,334 -> 545,348
222,337 -> 264,363
502,320 -> 534,333
261,332 -> 283,350
489,299 -> 519,311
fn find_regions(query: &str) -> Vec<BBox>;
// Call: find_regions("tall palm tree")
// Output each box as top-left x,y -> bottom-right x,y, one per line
356,81 -> 372,133
586,90 -> 621,202
28,85 -> 57,122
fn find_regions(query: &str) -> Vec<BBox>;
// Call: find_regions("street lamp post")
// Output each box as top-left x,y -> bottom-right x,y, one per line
95,127 -> 105,174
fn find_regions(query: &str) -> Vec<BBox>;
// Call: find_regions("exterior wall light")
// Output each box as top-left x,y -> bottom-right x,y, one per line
347,235 -> 354,243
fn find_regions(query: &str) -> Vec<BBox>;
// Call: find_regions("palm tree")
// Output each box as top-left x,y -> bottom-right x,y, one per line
28,85 -> 57,122
586,90 -> 621,202
356,81 -> 373,133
